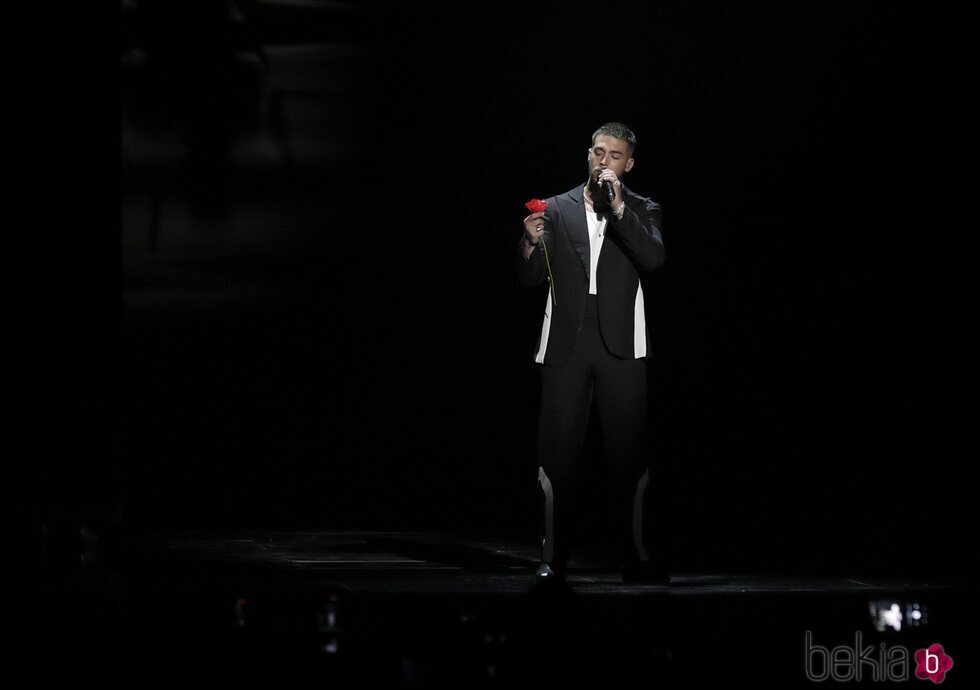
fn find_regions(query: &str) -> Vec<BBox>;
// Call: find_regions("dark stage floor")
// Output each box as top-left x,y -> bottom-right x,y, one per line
33,529 -> 975,688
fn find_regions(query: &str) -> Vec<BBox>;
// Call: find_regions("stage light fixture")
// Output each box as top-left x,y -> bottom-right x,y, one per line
868,599 -> 929,633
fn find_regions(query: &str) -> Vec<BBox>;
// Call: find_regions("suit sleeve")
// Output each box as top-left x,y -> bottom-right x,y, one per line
609,198 -> 664,272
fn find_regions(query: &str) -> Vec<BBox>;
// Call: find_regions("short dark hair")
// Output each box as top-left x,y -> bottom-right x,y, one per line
592,122 -> 636,155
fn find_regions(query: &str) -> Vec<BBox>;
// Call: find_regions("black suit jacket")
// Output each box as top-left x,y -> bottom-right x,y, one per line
518,183 -> 664,365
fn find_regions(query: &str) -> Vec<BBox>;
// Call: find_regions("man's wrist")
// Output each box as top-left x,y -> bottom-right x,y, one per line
613,201 -> 626,219
522,236 -> 538,261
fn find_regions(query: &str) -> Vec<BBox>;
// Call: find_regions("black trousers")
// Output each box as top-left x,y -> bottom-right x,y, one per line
536,295 -> 654,570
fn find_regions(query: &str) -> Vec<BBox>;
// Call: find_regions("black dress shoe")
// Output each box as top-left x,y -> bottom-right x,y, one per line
621,561 -> 671,585
531,563 -> 568,591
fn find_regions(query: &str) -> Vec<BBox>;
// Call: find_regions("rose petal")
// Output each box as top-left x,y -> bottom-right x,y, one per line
525,198 -> 549,213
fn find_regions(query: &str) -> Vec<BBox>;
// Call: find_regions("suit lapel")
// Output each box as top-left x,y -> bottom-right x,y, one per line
558,185 -> 590,278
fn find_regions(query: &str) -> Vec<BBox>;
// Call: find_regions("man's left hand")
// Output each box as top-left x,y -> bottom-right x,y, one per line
596,169 -> 623,207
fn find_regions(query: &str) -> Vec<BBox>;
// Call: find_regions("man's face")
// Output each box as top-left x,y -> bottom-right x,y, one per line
586,134 -> 635,191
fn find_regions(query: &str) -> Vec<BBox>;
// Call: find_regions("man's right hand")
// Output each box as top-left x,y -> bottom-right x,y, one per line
523,211 -> 546,245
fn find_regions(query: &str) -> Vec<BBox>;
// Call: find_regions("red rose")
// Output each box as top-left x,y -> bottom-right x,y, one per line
525,198 -> 549,213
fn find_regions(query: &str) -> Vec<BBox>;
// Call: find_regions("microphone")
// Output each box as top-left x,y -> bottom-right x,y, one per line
601,180 -> 615,203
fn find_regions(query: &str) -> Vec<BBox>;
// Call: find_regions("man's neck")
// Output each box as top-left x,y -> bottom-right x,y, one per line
583,184 -> 609,211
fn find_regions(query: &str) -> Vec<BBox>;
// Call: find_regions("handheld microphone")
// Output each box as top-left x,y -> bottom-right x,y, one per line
602,180 -> 615,203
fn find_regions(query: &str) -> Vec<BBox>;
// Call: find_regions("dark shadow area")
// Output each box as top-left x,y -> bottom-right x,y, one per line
27,528 -> 980,687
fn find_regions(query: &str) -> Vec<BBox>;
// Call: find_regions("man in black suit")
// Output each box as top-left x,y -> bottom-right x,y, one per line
518,122 -> 668,585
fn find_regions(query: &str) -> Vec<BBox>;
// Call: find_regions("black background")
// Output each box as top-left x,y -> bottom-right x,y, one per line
12,2 -> 976,580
